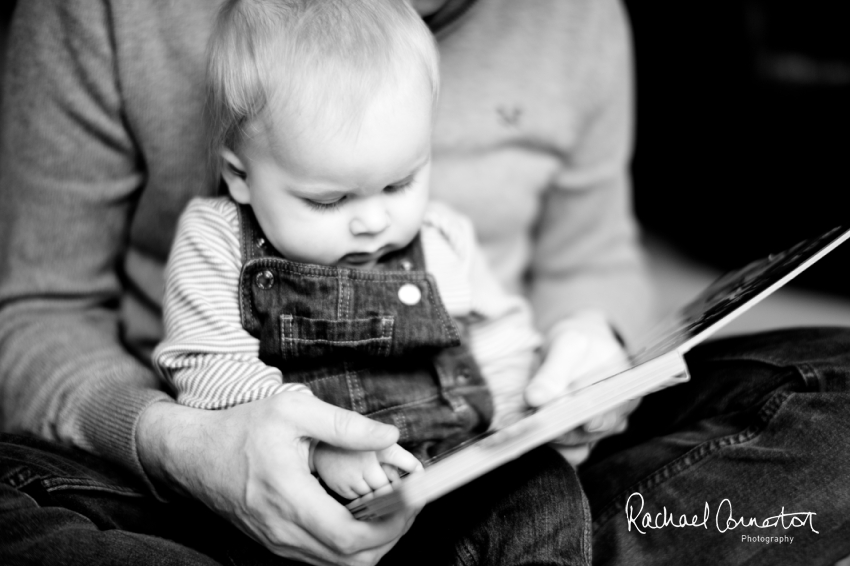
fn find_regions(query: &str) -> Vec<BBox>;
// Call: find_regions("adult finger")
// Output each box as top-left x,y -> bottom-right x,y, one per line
284,476 -> 414,556
551,443 -> 591,467
582,397 -> 640,434
549,398 -> 638,446
286,395 -> 400,451
584,410 -> 619,434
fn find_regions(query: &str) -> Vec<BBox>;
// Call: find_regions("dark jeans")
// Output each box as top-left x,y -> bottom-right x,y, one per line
3,327 -> 850,565
581,327 -> 850,565
0,437 -> 587,566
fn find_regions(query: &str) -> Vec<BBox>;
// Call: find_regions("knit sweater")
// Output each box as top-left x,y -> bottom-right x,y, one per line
0,0 -> 653,486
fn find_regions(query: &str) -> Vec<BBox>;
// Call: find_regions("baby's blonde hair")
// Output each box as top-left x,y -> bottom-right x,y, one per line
206,0 -> 439,183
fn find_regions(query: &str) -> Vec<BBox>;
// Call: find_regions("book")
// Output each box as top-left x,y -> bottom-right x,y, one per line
347,225 -> 850,521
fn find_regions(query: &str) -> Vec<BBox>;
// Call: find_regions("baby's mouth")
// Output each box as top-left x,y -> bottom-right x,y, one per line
338,247 -> 390,268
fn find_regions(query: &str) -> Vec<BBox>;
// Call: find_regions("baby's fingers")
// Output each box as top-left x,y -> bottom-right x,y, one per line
348,477 -> 375,498
377,444 -> 423,475
381,463 -> 401,484
362,460 -> 392,493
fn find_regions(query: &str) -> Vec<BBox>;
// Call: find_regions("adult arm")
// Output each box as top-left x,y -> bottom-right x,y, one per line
528,0 -> 654,346
0,2 -> 417,563
0,0 -> 169,483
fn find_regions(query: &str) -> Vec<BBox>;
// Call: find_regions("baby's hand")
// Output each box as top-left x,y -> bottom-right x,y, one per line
312,442 -> 423,500
523,309 -> 634,466
525,309 -> 630,406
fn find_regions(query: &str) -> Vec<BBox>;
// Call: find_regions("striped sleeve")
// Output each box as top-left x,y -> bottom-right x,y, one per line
152,198 -> 310,409
423,203 -> 542,430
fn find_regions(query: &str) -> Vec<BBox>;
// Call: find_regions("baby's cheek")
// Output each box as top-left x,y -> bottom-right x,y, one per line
273,221 -> 341,265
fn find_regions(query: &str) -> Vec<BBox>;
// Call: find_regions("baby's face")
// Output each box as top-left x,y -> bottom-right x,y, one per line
224,80 -> 432,269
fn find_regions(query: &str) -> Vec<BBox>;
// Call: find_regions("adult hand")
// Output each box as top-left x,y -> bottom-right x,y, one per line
137,393 -> 421,566
523,310 -> 639,466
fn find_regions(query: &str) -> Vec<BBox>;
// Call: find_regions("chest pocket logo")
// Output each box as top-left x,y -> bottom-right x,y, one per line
280,314 -> 394,360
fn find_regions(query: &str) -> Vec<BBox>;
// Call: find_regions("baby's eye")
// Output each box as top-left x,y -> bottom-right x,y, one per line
384,179 -> 414,194
304,196 -> 346,212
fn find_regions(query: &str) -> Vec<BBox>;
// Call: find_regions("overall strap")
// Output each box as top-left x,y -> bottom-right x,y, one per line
236,203 -> 280,264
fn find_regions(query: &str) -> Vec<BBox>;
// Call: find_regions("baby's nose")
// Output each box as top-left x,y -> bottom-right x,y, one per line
350,205 -> 390,236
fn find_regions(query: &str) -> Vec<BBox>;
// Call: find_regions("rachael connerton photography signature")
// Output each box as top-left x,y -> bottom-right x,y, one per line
625,492 -> 819,535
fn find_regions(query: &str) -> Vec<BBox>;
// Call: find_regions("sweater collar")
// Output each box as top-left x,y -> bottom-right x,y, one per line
422,0 -> 479,35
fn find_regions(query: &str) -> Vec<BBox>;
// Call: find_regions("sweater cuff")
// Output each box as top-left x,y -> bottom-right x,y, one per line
73,364 -> 174,500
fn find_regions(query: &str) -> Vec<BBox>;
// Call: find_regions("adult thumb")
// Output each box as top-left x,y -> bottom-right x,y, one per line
293,395 -> 399,450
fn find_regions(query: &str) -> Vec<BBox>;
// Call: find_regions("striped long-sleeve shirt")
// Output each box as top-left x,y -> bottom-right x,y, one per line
153,197 -> 542,429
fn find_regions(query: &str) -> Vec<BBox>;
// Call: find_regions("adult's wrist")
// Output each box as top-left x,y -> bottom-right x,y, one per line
136,399 -> 196,499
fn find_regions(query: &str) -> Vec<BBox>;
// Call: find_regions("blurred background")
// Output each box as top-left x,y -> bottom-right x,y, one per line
621,0 -> 850,334
0,2 -> 11,106
1,0 -> 848,336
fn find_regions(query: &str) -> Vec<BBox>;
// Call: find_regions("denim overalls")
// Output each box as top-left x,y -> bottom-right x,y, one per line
236,206 -> 493,462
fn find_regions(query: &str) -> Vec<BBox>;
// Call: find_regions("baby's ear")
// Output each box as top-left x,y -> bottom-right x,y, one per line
220,148 -> 251,204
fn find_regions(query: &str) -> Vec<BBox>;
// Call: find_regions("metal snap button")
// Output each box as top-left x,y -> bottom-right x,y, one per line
398,283 -> 421,305
257,237 -> 267,248
400,260 -> 414,272
255,270 -> 275,290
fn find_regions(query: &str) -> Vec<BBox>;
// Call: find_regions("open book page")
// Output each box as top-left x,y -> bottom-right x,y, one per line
632,225 -> 850,364
347,225 -> 850,520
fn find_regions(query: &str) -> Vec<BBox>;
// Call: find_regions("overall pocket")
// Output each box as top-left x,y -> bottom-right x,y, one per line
280,314 -> 394,360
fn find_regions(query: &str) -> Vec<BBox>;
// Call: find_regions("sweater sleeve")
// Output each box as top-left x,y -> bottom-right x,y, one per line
153,199 -> 311,408
527,0 -> 655,348
0,0 -> 169,488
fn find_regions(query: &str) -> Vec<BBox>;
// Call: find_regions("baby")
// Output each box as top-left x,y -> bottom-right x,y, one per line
154,0 -> 540,501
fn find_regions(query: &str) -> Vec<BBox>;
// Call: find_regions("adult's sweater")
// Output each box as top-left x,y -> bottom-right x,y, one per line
0,0 -> 654,486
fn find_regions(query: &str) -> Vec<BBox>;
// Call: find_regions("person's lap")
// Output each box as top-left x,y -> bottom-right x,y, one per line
383,445 -> 589,566
2,327 -> 848,565
0,433 -> 247,565
0,434 -> 587,565
580,326 -> 850,566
